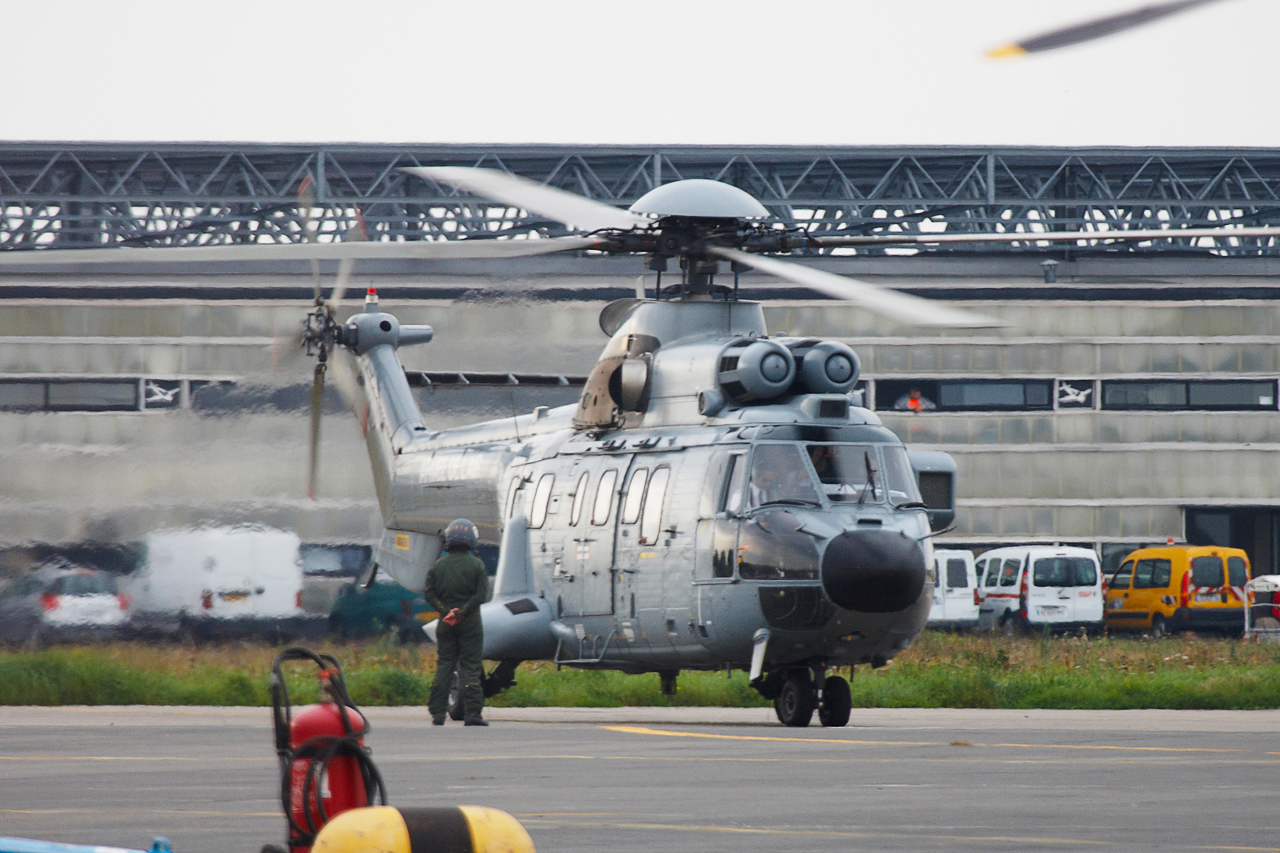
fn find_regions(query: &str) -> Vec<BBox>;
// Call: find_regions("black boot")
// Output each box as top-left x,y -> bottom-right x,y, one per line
463,715 -> 488,727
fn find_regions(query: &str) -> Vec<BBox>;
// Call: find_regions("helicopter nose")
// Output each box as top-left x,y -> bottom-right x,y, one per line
822,529 -> 926,613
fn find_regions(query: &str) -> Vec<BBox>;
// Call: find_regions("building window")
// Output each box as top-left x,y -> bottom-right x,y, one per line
875,379 -> 1052,412
1102,380 -> 1276,410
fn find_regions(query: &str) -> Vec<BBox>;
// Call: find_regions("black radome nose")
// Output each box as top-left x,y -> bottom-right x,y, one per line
822,529 -> 926,613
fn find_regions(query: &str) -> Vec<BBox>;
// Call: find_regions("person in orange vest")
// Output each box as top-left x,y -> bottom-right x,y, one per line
893,387 -> 936,413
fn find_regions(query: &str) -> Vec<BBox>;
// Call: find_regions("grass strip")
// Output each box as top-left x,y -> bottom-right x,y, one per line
3,631 -> 1280,709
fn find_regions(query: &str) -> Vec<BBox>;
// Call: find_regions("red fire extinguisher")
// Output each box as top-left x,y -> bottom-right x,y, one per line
270,648 -> 386,853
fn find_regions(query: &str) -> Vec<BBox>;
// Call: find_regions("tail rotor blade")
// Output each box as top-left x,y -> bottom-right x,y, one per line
307,361 -> 326,500
298,174 -> 324,302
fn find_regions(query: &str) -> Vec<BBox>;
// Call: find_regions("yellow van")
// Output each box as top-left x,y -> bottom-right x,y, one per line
1105,545 -> 1250,637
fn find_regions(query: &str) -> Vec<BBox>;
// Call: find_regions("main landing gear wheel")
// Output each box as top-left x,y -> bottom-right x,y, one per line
817,675 -> 852,728
773,671 -> 816,727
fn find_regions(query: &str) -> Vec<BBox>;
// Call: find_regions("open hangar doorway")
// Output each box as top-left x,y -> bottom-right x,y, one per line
1185,507 -> 1280,577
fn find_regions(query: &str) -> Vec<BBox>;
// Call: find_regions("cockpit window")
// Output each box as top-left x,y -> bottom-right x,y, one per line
806,444 -> 875,502
748,444 -> 821,508
881,446 -> 924,506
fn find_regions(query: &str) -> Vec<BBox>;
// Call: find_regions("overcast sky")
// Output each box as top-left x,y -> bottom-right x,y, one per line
4,0 -> 1274,148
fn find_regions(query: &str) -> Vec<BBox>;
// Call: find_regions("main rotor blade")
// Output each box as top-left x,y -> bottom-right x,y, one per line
708,247 -> 1001,329
812,224 -> 1280,249
987,0 -> 1228,57
307,362 -> 325,500
404,166 -> 651,233
0,235 -> 603,267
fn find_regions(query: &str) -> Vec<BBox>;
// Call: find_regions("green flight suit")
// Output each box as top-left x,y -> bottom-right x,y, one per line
424,549 -> 488,720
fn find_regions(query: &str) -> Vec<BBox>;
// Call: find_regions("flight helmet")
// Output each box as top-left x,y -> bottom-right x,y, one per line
444,518 -> 479,552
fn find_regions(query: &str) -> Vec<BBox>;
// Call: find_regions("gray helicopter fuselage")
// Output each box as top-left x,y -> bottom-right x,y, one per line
345,296 -> 943,676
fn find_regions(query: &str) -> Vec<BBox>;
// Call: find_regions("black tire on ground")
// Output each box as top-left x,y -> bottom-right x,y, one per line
817,675 -> 852,727
773,671 -> 816,728
328,614 -> 347,641
1149,614 -> 1167,639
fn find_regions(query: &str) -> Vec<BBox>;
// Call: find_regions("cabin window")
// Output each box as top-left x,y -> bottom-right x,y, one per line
748,444 -> 821,508
999,559 -> 1020,587
722,453 -> 746,514
505,478 -> 523,520
975,558 -> 988,586
1133,559 -> 1172,589
569,472 -> 590,526
639,467 -> 670,545
1111,560 -> 1134,590
529,474 -> 555,529
621,468 -> 649,524
592,469 -> 618,526
945,559 -> 969,588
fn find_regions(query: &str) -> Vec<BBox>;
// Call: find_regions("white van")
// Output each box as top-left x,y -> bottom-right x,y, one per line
975,545 -> 1104,634
125,526 -> 319,639
927,549 -> 979,630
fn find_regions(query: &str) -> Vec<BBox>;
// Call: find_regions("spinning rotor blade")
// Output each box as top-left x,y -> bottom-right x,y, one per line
986,0 -> 1227,56
329,346 -> 365,415
297,174 -> 323,302
812,224 -> 1280,249
404,166 -> 651,233
307,363 -> 325,500
0,235 -> 602,267
708,247 -> 1000,329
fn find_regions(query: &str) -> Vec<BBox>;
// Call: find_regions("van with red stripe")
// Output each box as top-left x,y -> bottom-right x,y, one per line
975,546 -> 1104,635
1105,545 -> 1250,637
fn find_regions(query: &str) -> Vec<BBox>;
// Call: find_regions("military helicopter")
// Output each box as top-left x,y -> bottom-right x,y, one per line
5,166 -> 1280,727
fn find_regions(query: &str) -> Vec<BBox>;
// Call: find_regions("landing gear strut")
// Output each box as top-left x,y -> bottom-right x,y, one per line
759,666 -> 851,728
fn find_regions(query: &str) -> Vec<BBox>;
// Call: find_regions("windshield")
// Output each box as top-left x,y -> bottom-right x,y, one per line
806,443 -> 875,502
882,446 -> 924,505
1032,557 -> 1097,588
805,443 -> 922,506
748,444 -> 821,508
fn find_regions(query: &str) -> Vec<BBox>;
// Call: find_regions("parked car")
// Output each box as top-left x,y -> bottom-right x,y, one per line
927,549 -> 979,630
976,546 -> 1104,635
0,568 -> 130,647
328,581 -> 436,642
1105,544 -> 1250,637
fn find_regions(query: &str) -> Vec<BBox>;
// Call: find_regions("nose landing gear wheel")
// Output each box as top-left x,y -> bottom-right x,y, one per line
773,671 -> 816,727
817,675 -> 852,727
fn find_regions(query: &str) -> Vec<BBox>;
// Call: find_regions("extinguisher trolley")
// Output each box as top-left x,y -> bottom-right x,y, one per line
269,647 -> 387,853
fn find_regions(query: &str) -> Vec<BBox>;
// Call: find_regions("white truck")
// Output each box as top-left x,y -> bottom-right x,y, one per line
125,526 -> 319,640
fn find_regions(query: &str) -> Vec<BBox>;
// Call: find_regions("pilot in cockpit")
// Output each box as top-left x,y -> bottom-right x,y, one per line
808,444 -> 870,502
748,445 -> 820,507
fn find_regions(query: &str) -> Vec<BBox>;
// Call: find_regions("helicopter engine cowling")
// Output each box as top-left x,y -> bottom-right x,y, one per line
717,339 -> 795,403
797,341 -> 860,394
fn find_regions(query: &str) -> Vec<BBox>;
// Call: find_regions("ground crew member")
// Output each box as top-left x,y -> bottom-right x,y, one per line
424,518 -> 489,727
